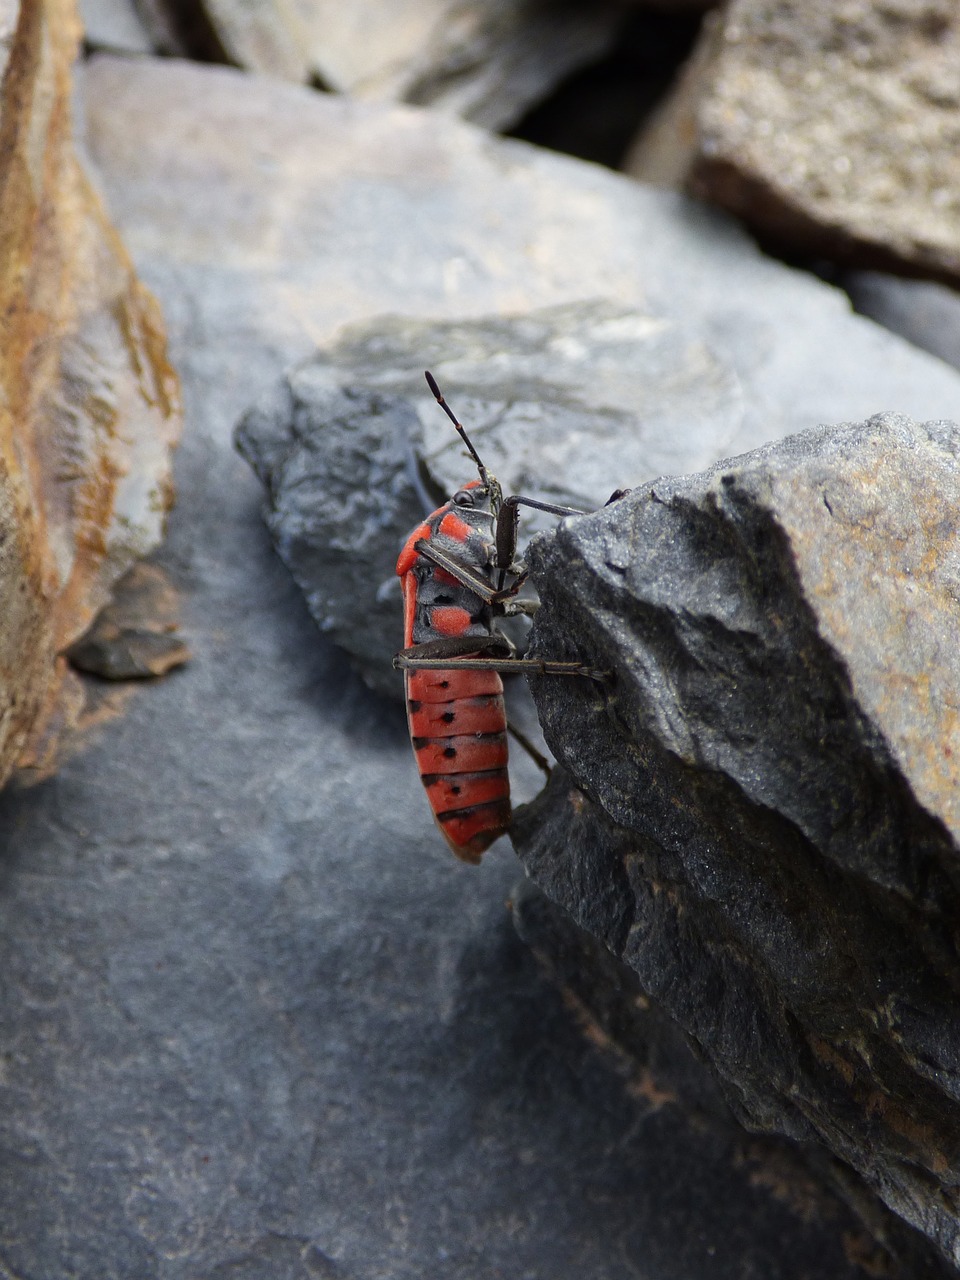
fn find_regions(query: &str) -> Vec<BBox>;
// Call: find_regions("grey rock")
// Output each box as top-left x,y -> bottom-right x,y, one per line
195,0 -> 627,129
233,300 -> 742,696
513,412 -> 960,1268
0,378 -> 911,1280
78,0 -> 154,53
511,875 -> 957,1280
846,270 -> 960,374
81,54 -> 960,460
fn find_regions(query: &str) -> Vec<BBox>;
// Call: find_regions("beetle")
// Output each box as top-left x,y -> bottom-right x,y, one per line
394,372 -> 614,864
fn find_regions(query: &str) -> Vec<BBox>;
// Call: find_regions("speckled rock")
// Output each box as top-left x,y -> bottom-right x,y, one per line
625,0 -> 960,284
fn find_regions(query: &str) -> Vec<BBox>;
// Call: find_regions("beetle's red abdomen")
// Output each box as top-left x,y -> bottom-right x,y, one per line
397,494 -> 510,863
405,663 -> 510,862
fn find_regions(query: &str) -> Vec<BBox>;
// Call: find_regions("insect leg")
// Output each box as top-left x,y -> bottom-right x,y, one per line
412,538 -> 524,606
494,494 -> 587,591
395,653 -> 611,683
395,634 -> 514,664
507,719 -> 551,777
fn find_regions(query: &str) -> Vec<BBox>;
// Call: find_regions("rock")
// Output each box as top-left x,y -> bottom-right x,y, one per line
624,0 -> 960,286
233,300 -> 742,697
845,270 -> 960,374
81,53 -> 960,456
66,562 -> 189,680
78,0 -> 153,53
513,412 -> 960,1268
512,877 -> 957,1280
0,3 -> 180,786
193,0 -> 628,129
507,6 -> 704,170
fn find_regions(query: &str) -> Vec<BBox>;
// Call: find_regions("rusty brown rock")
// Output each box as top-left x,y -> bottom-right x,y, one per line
625,0 -> 960,285
0,0 -> 180,783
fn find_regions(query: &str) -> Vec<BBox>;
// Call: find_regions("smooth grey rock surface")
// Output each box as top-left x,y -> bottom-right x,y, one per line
846,270 -> 960,374
514,413 -> 960,1269
79,0 -> 153,52
81,54 -> 960,461
195,0 -> 627,130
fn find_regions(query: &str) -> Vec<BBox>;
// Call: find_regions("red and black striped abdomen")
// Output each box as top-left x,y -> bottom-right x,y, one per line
397,492 -> 510,863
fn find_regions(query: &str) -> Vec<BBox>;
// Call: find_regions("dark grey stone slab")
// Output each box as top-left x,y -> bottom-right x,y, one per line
846,270 -> 960,374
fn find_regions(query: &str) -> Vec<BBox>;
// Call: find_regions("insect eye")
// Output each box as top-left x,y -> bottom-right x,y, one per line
452,487 -> 477,507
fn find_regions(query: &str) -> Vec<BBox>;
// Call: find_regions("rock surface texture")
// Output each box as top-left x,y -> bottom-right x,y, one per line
192,0 -> 628,129
0,3 -> 180,784
514,413 -> 960,1269
626,0 -> 960,284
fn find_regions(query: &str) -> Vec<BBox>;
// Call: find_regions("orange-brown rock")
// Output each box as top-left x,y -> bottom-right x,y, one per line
625,0 -> 960,285
0,0 -> 180,784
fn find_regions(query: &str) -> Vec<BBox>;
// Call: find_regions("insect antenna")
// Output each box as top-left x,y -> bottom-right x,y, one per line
424,370 -> 492,490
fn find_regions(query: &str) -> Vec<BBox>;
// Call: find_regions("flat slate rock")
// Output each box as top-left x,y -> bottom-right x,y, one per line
514,412 -> 960,1270
0,51 -> 956,1277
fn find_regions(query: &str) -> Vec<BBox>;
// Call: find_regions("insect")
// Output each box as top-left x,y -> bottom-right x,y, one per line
394,372 -> 614,864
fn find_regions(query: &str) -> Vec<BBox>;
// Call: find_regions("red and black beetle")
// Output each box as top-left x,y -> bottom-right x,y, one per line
394,372 -> 612,863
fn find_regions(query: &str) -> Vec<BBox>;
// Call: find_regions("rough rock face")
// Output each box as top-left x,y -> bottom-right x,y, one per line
190,0 -> 628,129
233,300 -> 742,697
0,1 -> 180,784
511,880 -> 957,1280
513,412 -> 960,1268
625,0 -> 960,285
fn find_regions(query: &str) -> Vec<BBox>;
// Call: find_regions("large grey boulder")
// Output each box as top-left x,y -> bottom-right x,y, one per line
514,412 -> 960,1268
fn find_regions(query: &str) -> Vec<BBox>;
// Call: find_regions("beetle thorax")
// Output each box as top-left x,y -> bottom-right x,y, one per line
410,490 -> 497,646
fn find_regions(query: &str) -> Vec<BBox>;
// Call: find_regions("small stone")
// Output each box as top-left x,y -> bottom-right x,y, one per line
67,563 -> 190,680
78,0 -> 153,53
845,269 -> 960,374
